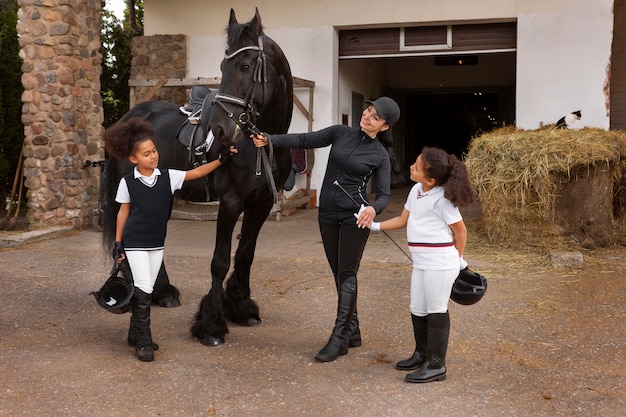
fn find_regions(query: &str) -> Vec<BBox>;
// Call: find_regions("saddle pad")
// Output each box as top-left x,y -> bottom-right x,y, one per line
291,149 -> 308,173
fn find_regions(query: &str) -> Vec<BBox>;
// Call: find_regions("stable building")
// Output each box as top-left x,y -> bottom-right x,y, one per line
15,0 -> 621,229
140,0 -> 617,199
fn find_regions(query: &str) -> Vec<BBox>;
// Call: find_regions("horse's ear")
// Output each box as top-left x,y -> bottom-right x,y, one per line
229,8 -> 238,25
250,7 -> 263,34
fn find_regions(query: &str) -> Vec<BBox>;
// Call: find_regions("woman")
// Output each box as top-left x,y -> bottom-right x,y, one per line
253,96 -> 400,362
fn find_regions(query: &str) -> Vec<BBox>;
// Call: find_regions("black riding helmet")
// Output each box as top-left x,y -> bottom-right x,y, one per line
92,263 -> 134,314
451,268 -> 488,305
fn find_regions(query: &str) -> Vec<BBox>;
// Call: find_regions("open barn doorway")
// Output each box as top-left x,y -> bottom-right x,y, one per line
404,87 -> 514,161
339,22 -> 517,174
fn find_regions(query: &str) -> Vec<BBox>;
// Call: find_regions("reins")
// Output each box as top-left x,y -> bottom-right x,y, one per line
213,35 -> 279,204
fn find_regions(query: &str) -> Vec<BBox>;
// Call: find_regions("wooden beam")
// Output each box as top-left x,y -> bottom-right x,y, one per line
137,78 -> 167,103
129,77 -> 222,88
293,76 -> 315,88
129,76 -> 315,132
129,76 -> 314,89
293,95 -> 310,122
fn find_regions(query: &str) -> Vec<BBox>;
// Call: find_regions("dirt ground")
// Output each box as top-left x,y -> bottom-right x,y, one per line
0,186 -> 625,416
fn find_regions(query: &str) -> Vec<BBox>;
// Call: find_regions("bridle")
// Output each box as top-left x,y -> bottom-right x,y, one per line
213,35 -> 279,203
213,35 -> 266,137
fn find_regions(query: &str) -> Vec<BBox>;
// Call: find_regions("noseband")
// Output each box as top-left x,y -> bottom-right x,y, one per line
213,36 -> 279,203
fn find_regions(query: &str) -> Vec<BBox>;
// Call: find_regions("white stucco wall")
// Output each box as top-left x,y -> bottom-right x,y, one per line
515,1 -> 613,129
144,0 -> 615,198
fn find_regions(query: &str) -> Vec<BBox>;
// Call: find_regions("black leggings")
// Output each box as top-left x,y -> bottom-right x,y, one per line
319,222 -> 370,284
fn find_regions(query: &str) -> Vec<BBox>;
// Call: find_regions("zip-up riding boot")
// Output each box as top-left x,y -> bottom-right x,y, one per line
335,276 -> 361,348
315,276 -> 357,362
347,307 -> 362,348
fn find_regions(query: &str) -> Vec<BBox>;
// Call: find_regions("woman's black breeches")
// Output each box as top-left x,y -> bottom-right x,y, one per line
319,222 -> 370,283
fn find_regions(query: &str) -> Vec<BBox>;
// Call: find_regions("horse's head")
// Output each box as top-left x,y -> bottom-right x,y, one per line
210,8 -> 293,147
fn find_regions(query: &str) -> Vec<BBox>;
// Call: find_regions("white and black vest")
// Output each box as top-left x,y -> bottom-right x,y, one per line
122,170 -> 173,250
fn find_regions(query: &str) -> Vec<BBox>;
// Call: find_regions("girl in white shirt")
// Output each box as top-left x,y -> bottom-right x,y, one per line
104,117 -> 236,362
368,146 -> 474,383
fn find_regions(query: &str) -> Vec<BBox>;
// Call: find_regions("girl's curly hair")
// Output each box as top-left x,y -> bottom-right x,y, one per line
421,146 -> 475,208
103,118 -> 155,160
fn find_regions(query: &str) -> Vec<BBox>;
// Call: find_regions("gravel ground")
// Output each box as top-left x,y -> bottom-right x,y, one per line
1,187 -> 625,416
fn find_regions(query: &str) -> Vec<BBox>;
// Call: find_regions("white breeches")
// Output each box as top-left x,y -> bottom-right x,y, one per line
409,268 -> 458,316
125,249 -> 164,294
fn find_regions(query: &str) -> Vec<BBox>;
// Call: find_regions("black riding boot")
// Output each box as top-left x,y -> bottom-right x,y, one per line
127,315 -> 159,351
396,314 -> 427,370
131,288 -> 156,362
406,312 -> 449,383
347,308 -> 362,348
315,276 -> 357,362
335,277 -> 361,348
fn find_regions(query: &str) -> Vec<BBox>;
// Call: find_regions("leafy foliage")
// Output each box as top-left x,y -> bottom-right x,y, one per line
0,0 -> 23,203
100,0 -> 136,128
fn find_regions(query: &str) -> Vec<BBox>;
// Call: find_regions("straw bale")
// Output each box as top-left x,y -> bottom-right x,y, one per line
465,127 -> 626,250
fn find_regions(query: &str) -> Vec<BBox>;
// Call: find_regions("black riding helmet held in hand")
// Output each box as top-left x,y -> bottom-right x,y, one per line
450,268 -> 488,305
92,263 -> 134,314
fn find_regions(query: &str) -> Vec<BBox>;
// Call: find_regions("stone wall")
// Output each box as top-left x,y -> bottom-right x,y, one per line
130,34 -> 187,105
17,0 -> 104,230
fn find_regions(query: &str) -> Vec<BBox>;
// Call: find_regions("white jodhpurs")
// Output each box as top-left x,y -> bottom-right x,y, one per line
409,268 -> 458,316
125,249 -> 164,294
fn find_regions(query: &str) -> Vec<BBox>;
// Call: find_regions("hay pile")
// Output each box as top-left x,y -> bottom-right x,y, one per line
465,126 -> 626,250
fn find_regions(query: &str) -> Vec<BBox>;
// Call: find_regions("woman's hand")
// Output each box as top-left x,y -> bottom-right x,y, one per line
251,133 -> 269,148
355,205 -> 376,229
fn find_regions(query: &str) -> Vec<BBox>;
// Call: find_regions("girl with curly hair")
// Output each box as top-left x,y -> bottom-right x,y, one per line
368,146 -> 474,383
104,117 -> 236,362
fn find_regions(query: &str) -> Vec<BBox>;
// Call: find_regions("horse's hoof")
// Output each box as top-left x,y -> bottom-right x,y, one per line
154,296 -> 181,308
237,317 -> 261,327
201,336 -> 224,346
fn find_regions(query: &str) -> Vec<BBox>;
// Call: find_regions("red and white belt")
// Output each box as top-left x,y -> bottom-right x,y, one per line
408,242 -> 454,248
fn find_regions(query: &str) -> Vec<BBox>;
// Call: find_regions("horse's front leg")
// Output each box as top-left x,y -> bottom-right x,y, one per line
190,203 -> 240,346
151,262 -> 181,307
223,198 -> 273,326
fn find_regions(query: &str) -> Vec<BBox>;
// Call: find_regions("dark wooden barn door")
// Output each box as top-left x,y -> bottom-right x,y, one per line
611,0 -> 626,131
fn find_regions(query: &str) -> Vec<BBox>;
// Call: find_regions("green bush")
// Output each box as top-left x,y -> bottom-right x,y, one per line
0,0 -> 23,205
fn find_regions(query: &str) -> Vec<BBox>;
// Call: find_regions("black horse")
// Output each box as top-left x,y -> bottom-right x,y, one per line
102,8 -> 293,346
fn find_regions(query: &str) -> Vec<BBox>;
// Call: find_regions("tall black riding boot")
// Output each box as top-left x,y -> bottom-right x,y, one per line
315,276 -> 357,362
334,276 -> 361,348
406,312 -> 450,383
131,288 -> 156,362
396,314 -> 427,370
347,307 -> 362,348
127,315 -> 159,351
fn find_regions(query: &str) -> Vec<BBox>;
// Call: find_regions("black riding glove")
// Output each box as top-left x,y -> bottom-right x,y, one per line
112,241 -> 125,262
218,147 -> 234,164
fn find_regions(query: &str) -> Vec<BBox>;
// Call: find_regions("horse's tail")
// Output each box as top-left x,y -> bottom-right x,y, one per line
101,157 -> 121,254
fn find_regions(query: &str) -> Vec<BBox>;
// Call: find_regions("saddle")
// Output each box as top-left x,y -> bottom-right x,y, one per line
177,86 -> 218,166
176,86 -> 219,201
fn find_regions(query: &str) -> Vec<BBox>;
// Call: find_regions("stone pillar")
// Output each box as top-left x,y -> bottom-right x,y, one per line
130,34 -> 187,104
16,0 -> 104,230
